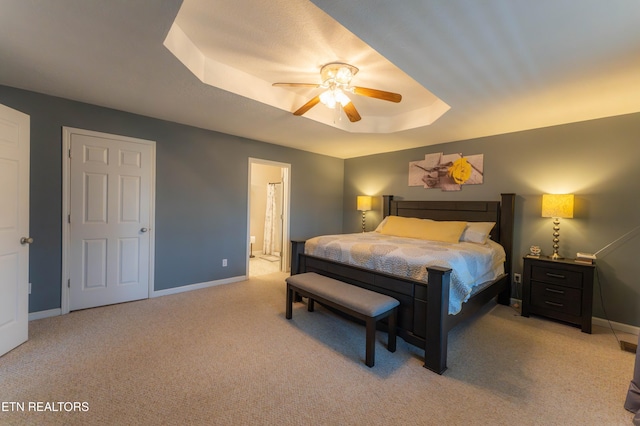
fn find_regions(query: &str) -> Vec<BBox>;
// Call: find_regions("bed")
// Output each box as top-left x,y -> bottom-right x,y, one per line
290,193 -> 515,374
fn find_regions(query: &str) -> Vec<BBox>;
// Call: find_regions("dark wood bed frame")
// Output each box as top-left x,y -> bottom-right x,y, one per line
290,193 -> 515,374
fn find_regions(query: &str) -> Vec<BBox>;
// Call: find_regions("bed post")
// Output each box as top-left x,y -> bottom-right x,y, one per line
382,195 -> 393,218
290,240 -> 306,275
424,266 -> 451,374
498,193 -> 515,305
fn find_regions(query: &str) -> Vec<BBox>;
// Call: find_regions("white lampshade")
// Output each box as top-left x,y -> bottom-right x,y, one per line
250,235 -> 256,244
357,196 -> 372,211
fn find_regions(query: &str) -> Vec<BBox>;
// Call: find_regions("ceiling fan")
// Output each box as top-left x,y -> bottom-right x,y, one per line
273,62 -> 402,123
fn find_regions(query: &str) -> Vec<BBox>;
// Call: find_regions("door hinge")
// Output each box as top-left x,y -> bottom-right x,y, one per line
68,214 -> 71,224
68,149 -> 72,158
67,279 -> 70,288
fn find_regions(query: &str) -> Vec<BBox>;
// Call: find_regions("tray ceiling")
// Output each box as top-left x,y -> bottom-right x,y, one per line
0,0 -> 639,158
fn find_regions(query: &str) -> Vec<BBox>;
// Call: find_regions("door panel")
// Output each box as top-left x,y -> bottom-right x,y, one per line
118,237 -> 139,284
120,175 -> 141,222
0,103 -> 29,357
84,173 -> 108,223
83,239 -> 107,288
0,254 -> 19,324
68,129 -> 153,311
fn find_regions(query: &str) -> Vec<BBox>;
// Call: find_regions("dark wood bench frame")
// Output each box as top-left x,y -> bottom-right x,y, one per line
286,280 -> 398,368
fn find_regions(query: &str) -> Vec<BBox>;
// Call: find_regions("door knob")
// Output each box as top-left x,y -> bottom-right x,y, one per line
20,237 -> 34,245
140,228 -> 148,233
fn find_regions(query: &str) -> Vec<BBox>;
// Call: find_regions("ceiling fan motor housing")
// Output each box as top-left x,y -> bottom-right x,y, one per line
320,62 -> 359,87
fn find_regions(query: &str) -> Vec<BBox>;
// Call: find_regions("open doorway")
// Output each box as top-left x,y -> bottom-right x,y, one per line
247,158 -> 290,277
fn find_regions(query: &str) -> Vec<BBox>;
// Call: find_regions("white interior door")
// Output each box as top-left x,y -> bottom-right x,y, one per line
0,103 -> 30,357
66,128 -> 154,311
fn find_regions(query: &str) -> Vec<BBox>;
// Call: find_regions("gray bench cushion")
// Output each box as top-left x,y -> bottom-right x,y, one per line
286,272 -> 399,317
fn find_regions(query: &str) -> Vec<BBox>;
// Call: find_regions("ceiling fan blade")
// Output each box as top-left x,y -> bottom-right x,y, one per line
293,95 -> 321,116
352,86 -> 402,103
273,82 -> 320,88
343,102 -> 361,122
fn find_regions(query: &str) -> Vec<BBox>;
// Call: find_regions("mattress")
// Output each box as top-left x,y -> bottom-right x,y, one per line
304,232 -> 506,314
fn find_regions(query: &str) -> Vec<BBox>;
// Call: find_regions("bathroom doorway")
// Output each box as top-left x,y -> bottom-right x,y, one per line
247,158 -> 290,277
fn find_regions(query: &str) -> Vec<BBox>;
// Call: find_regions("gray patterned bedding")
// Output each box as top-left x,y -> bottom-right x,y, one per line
304,232 -> 506,314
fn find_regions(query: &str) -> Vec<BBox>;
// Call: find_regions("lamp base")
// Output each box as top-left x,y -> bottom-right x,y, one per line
548,218 -> 564,260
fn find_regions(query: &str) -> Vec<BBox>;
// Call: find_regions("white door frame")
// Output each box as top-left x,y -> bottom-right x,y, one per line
247,158 -> 291,274
61,127 -> 156,314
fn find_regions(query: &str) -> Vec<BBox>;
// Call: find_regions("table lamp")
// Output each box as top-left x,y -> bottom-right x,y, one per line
357,196 -> 372,233
541,194 -> 574,260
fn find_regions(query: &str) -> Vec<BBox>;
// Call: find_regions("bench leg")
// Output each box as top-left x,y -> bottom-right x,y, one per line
308,298 -> 315,312
365,317 -> 376,367
387,308 -> 397,353
286,284 -> 293,319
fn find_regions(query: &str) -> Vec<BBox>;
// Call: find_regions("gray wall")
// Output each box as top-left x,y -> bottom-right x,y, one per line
0,85 -> 344,313
344,113 -> 640,327
3,83 -> 638,328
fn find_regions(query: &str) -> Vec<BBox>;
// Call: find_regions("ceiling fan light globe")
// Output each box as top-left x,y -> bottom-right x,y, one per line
319,88 -> 350,109
335,89 -> 350,107
319,90 -> 336,108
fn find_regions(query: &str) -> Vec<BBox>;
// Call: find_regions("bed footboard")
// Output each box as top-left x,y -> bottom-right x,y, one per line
290,240 -> 454,373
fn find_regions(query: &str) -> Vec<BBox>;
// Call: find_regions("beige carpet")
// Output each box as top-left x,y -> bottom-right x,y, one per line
0,271 -> 636,425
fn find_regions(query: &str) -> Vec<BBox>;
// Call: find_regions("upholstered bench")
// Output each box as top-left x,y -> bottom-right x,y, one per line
285,272 -> 400,367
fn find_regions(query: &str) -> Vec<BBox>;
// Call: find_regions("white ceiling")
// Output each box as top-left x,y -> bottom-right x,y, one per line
1,0 -> 639,159
165,0 -> 450,133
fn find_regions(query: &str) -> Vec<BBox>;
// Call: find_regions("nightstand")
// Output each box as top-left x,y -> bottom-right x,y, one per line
521,256 -> 595,333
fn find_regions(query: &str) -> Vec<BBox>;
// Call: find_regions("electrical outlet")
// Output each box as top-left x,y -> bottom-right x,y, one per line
222,259 -> 227,267
513,273 -> 521,284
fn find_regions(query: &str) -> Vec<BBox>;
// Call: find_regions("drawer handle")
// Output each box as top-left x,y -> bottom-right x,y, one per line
545,287 -> 565,295
546,273 -> 566,279
545,301 -> 564,307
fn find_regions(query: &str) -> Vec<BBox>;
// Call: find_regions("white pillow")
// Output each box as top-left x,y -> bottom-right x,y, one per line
460,222 -> 495,244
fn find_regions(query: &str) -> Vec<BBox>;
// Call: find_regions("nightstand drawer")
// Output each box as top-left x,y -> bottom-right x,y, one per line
531,265 -> 582,289
530,282 -> 582,317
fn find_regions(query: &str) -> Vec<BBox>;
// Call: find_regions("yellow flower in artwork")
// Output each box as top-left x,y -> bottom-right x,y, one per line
448,157 -> 472,184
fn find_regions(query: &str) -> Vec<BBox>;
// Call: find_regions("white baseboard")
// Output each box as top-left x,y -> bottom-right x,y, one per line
593,316 -> 639,336
29,308 -> 62,321
151,275 -> 247,298
28,277 -> 247,319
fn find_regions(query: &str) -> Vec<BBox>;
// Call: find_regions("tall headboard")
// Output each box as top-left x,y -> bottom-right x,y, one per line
382,193 -> 516,276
